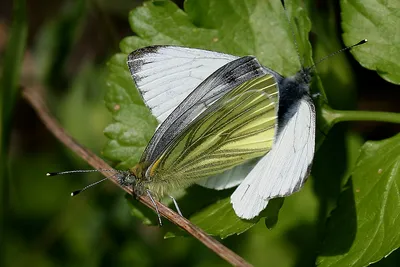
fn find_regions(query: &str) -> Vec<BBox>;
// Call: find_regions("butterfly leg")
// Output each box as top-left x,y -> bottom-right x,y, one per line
311,92 -> 321,99
169,196 -> 183,216
146,190 -> 163,226
311,92 -> 329,108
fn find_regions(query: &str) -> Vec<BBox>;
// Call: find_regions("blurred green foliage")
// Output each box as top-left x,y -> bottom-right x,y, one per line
1,0 -> 399,266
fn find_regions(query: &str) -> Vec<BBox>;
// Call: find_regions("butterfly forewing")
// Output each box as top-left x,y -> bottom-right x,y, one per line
148,74 -> 278,187
141,56 -> 268,165
127,46 -> 238,124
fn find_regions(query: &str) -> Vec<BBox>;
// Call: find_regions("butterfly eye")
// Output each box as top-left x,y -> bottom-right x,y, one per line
116,172 -> 135,186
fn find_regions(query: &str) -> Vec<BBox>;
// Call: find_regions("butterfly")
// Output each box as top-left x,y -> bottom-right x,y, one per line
124,45 -> 315,220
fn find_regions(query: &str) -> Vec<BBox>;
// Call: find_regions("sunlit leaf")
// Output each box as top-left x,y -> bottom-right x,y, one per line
341,0 -> 400,84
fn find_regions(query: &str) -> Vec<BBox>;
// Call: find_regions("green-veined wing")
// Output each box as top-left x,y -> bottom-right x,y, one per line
144,74 -> 278,197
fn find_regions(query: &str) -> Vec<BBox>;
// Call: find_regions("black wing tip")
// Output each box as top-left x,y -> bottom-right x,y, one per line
127,45 -> 168,62
127,45 -> 171,74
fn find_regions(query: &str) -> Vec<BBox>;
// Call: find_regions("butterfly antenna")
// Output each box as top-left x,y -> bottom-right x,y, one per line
46,169 -> 121,196
308,39 -> 368,71
46,169 -> 117,176
282,0 -> 304,69
71,176 -> 112,196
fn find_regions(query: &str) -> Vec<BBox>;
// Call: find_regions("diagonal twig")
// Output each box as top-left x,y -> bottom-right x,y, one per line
22,85 -> 252,267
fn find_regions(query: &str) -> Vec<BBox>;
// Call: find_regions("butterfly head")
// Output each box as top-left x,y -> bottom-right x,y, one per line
115,163 -> 151,195
299,67 -> 313,85
115,169 -> 146,195
115,170 -> 137,187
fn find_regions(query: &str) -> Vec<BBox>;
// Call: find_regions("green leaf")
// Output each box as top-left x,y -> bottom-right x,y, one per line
190,198 -> 258,239
341,0 -> 400,84
317,134 -> 400,267
191,198 -> 285,238
103,54 -> 158,169
103,0 -> 317,237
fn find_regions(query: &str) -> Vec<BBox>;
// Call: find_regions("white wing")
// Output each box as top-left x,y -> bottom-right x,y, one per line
127,46 -> 238,123
231,98 -> 315,219
196,158 -> 260,190
229,154 -> 271,218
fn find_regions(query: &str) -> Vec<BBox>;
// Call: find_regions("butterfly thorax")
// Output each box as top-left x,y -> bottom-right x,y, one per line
276,68 -> 313,132
124,162 -> 174,198
125,162 -> 149,196
279,69 -> 312,99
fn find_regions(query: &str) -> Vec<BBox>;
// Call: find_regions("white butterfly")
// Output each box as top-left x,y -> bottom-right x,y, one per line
127,45 -> 315,219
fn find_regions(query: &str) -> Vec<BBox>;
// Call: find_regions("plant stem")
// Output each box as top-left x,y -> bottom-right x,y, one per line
334,110 -> 400,124
325,108 -> 400,125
